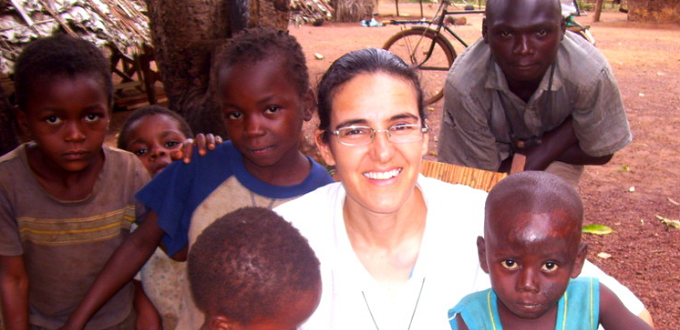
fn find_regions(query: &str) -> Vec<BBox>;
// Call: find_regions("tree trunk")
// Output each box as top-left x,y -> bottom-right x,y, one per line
593,0 -> 604,22
628,0 -> 680,23
144,0 -> 289,136
334,0 -> 375,22
0,83 -> 18,156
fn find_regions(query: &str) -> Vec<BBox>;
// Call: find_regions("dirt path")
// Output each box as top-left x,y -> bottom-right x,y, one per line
290,4 -> 680,328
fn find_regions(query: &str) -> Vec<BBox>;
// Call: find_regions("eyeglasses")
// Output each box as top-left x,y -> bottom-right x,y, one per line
329,124 -> 429,146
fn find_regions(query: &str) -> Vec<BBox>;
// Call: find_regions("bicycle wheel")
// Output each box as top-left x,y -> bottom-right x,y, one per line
383,27 -> 456,105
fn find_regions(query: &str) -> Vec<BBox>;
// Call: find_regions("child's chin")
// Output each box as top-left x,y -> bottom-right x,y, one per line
510,305 -> 551,319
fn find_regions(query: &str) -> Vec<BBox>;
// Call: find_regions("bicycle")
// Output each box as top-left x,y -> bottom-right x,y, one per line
382,0 -> 482,104
563,0 -> 596,44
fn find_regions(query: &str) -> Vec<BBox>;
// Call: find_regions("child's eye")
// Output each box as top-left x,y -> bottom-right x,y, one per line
537,29 -> 548,37
225,111 -> 242,120
165,141 -> 181,149
264,105 -> 282,114
84,113 -> 102,123
500,31 -> 512,38
541,262 -> 559,272
133,148 -> 148,156
501,260 -> 518,270
44,116 -> 61,125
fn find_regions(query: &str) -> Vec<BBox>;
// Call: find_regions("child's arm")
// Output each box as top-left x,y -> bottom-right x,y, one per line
453,317 -> 470,330
0,255 -> 29,330
132,280 -> 163,330
60,211 -> 166,330
599,283 -> 655,330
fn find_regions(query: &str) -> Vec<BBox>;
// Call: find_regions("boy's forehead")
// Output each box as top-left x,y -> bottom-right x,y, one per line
488,210 -> 579,244
486,0 -> 561,25
24,73 -> 111,109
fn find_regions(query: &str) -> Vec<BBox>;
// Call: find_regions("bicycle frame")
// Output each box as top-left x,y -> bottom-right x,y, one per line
383,0 -> 482,103
389,0 -> 482,48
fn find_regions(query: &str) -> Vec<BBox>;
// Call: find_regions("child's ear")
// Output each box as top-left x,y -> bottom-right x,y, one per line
302,88 -> 315,122
208,315 -> 234,330
570,242 -> 588,278
315,129 -> 336,167
476,236 -> 490,274
14,106 -> 31,139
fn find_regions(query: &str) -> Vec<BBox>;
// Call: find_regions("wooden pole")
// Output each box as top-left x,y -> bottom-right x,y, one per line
594,0 -> 604,22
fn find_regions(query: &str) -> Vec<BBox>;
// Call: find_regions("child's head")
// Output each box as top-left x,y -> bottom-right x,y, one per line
188,207 -> 321,330
479,171 -> 587,320
14,34 -> 113,173
215,27 -> 313,172
14,34 -> 114,112
117,105 -> 193,177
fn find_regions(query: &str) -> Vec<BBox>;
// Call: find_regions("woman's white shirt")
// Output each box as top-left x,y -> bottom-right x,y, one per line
274,175 -> 643,330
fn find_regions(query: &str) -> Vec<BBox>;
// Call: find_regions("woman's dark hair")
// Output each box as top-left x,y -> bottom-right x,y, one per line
117,105 -> 194,150
216,27 -> 309,98
316,48 -> 426,143
13,34 -> 113,111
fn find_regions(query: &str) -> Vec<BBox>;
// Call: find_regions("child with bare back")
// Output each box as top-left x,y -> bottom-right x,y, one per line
188,207 -> 321,330
60,27 -> 334,330
0,35 -> 155,329
448,171 -> 653,330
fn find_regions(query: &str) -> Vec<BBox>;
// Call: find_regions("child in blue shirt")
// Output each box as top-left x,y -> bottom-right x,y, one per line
61,27 -> 333,330
448,171 -> 654,330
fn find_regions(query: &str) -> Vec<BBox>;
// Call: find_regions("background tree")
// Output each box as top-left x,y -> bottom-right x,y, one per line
144,0 -> 289,136
0,83 -> 18,156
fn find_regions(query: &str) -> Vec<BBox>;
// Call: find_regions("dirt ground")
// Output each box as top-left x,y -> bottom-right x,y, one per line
287,3 -> 680,329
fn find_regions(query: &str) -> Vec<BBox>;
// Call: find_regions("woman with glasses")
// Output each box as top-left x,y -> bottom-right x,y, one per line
274,48 -> 646,330
275,48 -> 490,330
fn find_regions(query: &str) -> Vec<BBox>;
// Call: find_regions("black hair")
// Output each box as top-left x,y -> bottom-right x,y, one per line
316,48 -> 426,143
188,207 -> 321,323
117,105 -> 194,150
216,27 -> 309,98
485,171 -> 584,233
13,34 -> 113,111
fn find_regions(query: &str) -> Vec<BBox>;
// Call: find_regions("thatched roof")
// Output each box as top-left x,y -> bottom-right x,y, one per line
0,0 -> 151,74
290,0 -> 333,26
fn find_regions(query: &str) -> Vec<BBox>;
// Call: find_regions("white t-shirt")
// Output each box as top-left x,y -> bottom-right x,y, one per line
275,175 -> 643,330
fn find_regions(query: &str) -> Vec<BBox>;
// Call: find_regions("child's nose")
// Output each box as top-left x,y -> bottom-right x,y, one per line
64,122 -> 86,142
516,267 -> 540,293
244,116 -> 265,136
150,145 -> 169,160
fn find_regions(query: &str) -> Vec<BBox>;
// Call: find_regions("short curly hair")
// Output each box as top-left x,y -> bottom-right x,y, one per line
216,27 -> 309,98
13,34 -> 113,111
188,207 -> 321,323
117,105 -> 194,150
